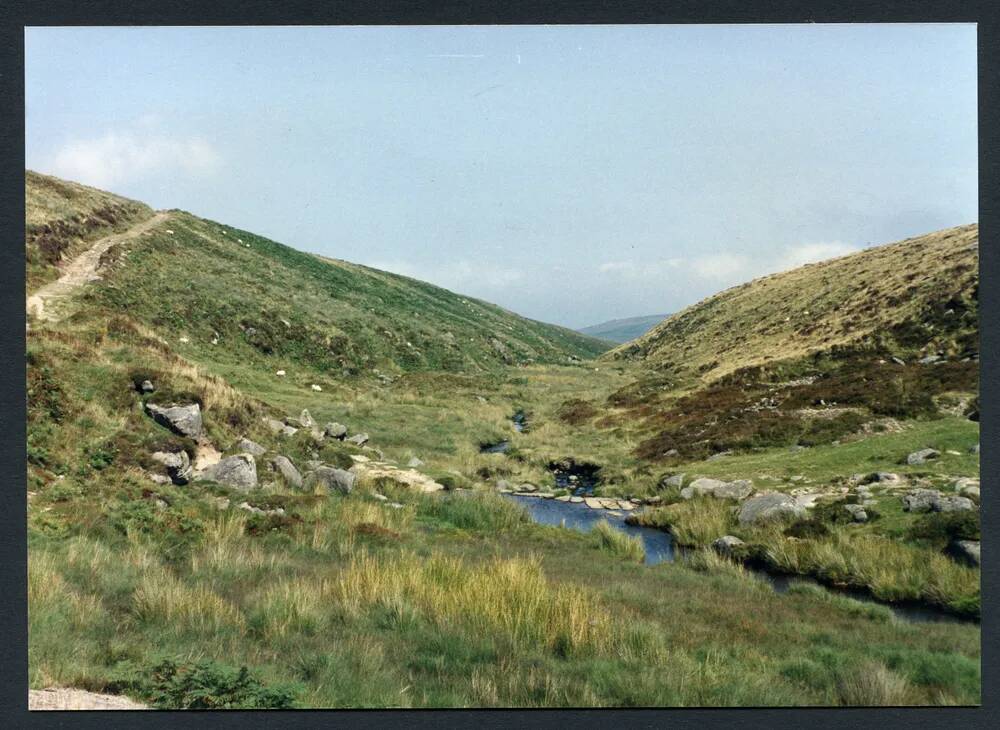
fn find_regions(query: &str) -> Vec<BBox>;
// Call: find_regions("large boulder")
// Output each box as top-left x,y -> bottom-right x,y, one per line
712,535 -> 746,557
270,455 -> 303,489
660,473 -> 686,489
738,493 -> 807,525
934,495 -> 976,513
350,461 -> 444,493
144,402 -> 202,438
324,422 -> 348,440
306,466 -> 356,494
902,489 -> 976,513
952,539 -> 981,566
231,437 -> 266,458
198,454 -> 258,491
151,450 -> 192,485
906,448 -> 940,466
298,409 -> 316,428
843,503 -> 868,523
681,477 -> 753,501
346,432 -> 369,446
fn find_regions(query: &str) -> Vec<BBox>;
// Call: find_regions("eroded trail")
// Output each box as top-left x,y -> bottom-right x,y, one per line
27,211 -> 172,322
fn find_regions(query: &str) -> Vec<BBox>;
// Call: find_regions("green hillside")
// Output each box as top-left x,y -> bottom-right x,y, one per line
578,314 -> 670,344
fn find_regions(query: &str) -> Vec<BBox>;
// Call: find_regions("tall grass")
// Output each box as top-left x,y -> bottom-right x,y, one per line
836,661 -> 912,706
630,498 -> 735,547
591,520 -> 645,562
337,552 -> 617,657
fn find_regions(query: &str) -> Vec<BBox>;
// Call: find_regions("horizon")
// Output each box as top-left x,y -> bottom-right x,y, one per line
25,24 -> 977,329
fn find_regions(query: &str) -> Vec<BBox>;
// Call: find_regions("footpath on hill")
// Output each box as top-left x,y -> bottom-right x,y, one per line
27,211 -> 171,322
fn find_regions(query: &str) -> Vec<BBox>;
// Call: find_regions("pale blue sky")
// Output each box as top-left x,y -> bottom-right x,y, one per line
25,25 -> 977,328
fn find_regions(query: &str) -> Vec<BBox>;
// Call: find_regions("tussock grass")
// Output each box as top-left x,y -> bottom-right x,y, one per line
337,552 -> 617,657
631,498 -> 735,547
132,569 -> 245,633
836,661 -> 912,706
591,520 -> 645,562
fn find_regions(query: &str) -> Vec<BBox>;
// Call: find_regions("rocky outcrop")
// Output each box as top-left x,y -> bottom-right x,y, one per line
144,402 -> 202,438
952,539 -> 980,566
902,489 -> 976,513
906,448 -> 940,466
738,493 -> 807,525
349,457 -> 443,493
232,437 -> 266,457
346,432 -> 369,446
843,503 -> 868,523
198,453 -> 258,491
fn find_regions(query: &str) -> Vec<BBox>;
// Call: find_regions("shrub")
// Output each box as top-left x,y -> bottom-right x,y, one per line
907,511 -> 980,548
109,658 -> 299,709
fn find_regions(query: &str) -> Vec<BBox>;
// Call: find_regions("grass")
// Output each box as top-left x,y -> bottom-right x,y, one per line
24,171 -> 981,707
590,520 -> 646,562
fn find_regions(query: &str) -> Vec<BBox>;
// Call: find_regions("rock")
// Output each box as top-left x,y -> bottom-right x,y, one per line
275,370 -> 286,377
738,493 -> 807,525
707,451 -> 733,461
495,479 -> 511,491
407,457 -> 425,468
346,433 -> 369,446
306,466 -> 356,494
953,477 -> 980,494
901,489 -> 941,513
617,501 -> 636,511
264,418 -> 287,434
864,471 -> 901,485
945,450 -> 962,456
952,539 -> 980,566
198,454 -> 258,491
350,462 -> 443,493
516,483 -> 537,493
144,402 -> 202,438
298,409 -> 316,428
232,437 -> 266,458
324,422 -> 348,439
681,477 -> 753,501
712,535 -> 746,556
919,354 -> 941,365
660,473 -> 686,489
584,497 -> 604,509
843,503 -> 868,523
237,501 -> 285,517
210,496 -> 230,510
372,493 -> 388,502
270,455 -> 303,489
570,496 -> 584,503
934,495 -> 975,512
907,448 -> 940,466
311,384 -> 323,392
555,495 -> 572,502
539,492 -> 556,499
891,356 -> 906,365
140,379 -> 155,393
151,450 -> 192,485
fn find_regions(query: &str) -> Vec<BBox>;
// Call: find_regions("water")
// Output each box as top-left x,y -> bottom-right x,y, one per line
512,410 -> 527,432
503,493 -> 970,624
480,440 -> 511,454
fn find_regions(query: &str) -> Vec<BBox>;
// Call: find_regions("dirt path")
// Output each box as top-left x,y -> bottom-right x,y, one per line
29,687 -> 148,710
27,211 -> 171,322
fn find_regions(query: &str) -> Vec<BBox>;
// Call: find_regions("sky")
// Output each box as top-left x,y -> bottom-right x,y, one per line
25,25 -> 978,329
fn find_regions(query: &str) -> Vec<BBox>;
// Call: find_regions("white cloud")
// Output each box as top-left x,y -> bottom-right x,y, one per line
371,259 -> 524,293
690,253 -> 751,281
48,131 -> 221,188
778,241 -> 861,270
597,258 -> 682,277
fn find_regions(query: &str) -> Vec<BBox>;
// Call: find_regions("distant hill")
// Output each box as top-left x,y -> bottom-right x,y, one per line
25,170 -> 609,374
609,225 -> 979,381
578,314 -> 670,344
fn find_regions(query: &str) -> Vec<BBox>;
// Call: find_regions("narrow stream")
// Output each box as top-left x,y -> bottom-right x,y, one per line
503,493 -> 970,625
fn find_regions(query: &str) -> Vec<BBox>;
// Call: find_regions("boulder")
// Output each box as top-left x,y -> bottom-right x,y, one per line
681,477 -> 753,501
712,535 -> 746,557
934,495 -> 976,512
346,432 -> 369,446
953,477 -> 980,494
306,466 -> 356,494
738,493 -> 807,525
151,450 -> 192,485
144,402 -> 202,438
843,503 -> 868,523
901,489 -> 941,513
198,454 -> 258,492
407,457 -> 425,468
952,539 -> 981,566
264,418 -> 287,434
299,409 -> 316,428
350,462 -> 443,493
906,448 -> 940,466
660,473 -> 686,489
232,437 -> 266,458
140,379 -> 155,393
324,422 -> 348,440
516,483 -> 537,493
270,455 -> 303,489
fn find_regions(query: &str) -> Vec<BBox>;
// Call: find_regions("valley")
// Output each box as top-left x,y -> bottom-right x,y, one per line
25,171 -> 980,708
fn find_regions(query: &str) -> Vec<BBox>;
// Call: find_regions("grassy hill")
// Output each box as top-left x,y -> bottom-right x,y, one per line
27,171 -> 607,375
25,171 -> 154,291
610,225 -> 979,380
578,314 -> 670,344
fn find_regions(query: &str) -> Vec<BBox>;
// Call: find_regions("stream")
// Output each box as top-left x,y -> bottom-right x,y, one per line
502,493 -> 970,625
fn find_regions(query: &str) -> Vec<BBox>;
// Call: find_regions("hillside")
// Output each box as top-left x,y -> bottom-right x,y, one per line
25,170 -> 154,291
578,314 -> 670,344
610,225 -> 979,381
26,171 -> 607,375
